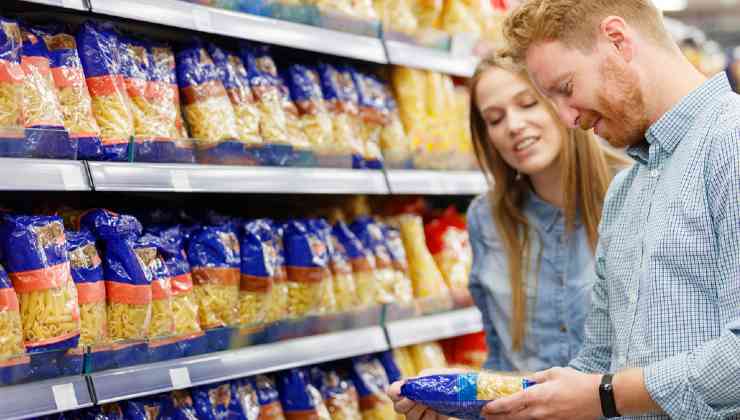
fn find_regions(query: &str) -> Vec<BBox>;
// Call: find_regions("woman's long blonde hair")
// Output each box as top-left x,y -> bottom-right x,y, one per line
470,53 -> 627,352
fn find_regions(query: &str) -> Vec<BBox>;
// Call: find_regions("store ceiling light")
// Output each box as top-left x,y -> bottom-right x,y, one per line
653,0 -> 688,11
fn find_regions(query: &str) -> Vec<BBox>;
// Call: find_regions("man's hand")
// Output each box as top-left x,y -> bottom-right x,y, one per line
481,367 -> 603,420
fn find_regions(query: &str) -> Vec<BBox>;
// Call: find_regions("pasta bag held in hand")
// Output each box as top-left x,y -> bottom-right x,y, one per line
401,372 -> 536,419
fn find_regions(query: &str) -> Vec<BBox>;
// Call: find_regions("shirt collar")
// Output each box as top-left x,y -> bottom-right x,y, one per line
627,72 -> 732,162
525,189 -> 562,233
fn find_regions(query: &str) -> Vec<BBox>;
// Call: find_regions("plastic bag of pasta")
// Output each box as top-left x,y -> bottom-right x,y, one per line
0,214 -> 80,352
19,24 -> 73,159
411,0 -> 443,30
254,375 -> 287,419
439,0 -> 481,36
335,65 -> 365,168
379,83 -> 412,169
311,367 -> 362,420
349,217 -> 396,304
136,234 -> 175,339
400,372 -> 536,419
409,341 -> 447,372
282,220 -> 334,318
392,347 -> 417,378
331,221 -> 379,308
350,70 -> 386,168
240,44 -> 289,147
278,368 -> 332,420
122,397 -> 163,420
349,356 -> 395,420
277,74 -> 312,156
193,382 -> 245,420
390,67 -> 430,167
285,64 -> 334,155
233,378 -> 261,420
0,263 -> 29,384
381,225 -> 414,305
239,219 -> 277,326
176,40 -> 239,158
80,209 -> 151,342
397,214 -> 448,299
186,225 -> 240,329
374,0 -> 418,36
316,62 -> 360,161
208,44 -> 262,150
425,207 -> 471,290
76,21 -> 135,161
149,225 -> 201,338
0,18 -> 24,139
159,390 -> 200,420
66,230 -> 108,347
150,43 -> 193,162
265,222 -> 289,322
37,27 -> 102,160
311,219 -> 357,312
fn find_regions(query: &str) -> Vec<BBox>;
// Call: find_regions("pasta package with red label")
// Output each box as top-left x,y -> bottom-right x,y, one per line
350,217 -> 396,305
284,219 -> 336,318
80,209 -> 151,342
186,225 -> 240,329
316,62 -> 361,159
38,28 -> 102,160
425,207 -> 471,290
351,70 -> 387,168
0,18 -> 24,134
349,356 -> 395,420
0,264 -> 26,361
331,221 -> 379,308
285,64 -> 334,154
136,234 -> 175,339
76,21 -> 135,161
239,219 -> 277,326
67,230 -> 108,347
19,25 -> 74,159
208,44 -> 263,147
255,375 -> 287,420
278,368 -> 332,420
0,214 -> 80,352
311,219 -> 357,312
176,40 -> 239,152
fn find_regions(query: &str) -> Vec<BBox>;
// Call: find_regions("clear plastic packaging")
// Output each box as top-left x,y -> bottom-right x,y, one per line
67,230 -> 108,347
0,18 -> 24,132
278,368 -> 333,420
316,62 -> 360,158
0,264 -> 26,360
310,367 -> 362,420
349,217 -> 395,304
192,382 -> 245,420
239,219 -> 277,326
159,390 -> 200,420
311,219 -> 356,312
374,0 -> 418,36
136,235 -> 175,339
409,341 -> 447,372
392,346 -> 417,378
233,378 -> 261,420
397,214 -> 448,299
285,64 -> 334,154
379,83 -> 412,168
265,223 -> 289,322
426,207 -> 472,290
391,67 -> 430,168
0,214 -> 80,352
254,375 -> 287,419
381,225 -> 414,305
350,70 -> 386,166
349,356 -> 396,420
331,221 -> 379,308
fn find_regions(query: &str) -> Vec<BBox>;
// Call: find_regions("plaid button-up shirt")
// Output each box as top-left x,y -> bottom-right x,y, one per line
569,73 -> 740,420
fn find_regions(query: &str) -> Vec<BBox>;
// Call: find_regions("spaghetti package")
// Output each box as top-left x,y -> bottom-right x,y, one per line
311,219 -> 357,312
176,40 -> 239,157
136,234 -> 175,339
397,214 -> 448,299
207,44 -> 263,149
66,230 -> 108,347
150,226 -> 201,338
424,72 -> 455,168
409,341 -> 447,372
80,209 -> 151,342
240,44 -> 289,147
0,214 -> 80,352
283,220 -> 335,318
285,64 -> 334,155
311,367 -> 362,420
255,375 -> 287,420
349,217 -> 395,304
76,21 -> 135,161
425,207 -> 472,290
379,83 -> 412,168
400,372 -> 536,419
38,28 -> 102,160
381,225 -> 413,305
350,70 -> 386,168
192,382 -> 245,420
186,225 -> 240,329
0,263 -> 28,384
239,219 -> 277,326
159,390 -> 200,420
278,368 -> 332,420
266,222 -> 289,322
19,25 -> 73,159
439,0 -> 481,36
331,221 -> 378,308
349,357 -> 395,420
150,43 -> 192,162
0,18 -> 24,137
316,62 -> 361,159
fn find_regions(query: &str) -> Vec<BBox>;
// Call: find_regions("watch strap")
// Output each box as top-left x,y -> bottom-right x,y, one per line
599,374 -> 621,418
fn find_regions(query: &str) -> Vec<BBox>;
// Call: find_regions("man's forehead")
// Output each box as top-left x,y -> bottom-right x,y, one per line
525,42 -> 573,91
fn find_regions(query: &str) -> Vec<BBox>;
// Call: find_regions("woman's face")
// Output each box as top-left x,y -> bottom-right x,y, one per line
475,67 -> 563,177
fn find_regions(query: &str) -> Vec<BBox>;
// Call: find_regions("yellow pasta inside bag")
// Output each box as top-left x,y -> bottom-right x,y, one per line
0,266 -> 25,359
107,302 -> 150,342
393,347 -> 417,378
14,271 -> 80,347
192,267 -> 239,329
171,288 -> 201,336
68,233 -> 108,347
285,270 -> 332,318
19,36 -> 65,130
265,272 -> 289,322
238,276 -> 272,326
149,280 -> 175,338
183,96 -> 239,146
0,20 -> 23,130
397,215 -> 448,299
409,341 -> 448,373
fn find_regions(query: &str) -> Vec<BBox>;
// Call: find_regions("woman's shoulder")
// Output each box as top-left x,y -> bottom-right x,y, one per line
466,193 -> 502,245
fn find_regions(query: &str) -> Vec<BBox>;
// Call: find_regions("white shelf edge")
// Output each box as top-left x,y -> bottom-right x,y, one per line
88,0 -> 387,64
0,158 -> 90,191
21,0 -> 89,11
386,307 -> 483,348
385,169 -> 488,195
91,326 -> 388,404
0,375 -> 93,420
385,40 -> 479,77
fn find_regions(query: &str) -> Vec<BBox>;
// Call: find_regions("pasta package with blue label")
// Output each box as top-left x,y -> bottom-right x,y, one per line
0,19 -> 24,134
351,70 -> 387,166
193,382 -> 245,420
312,219 -> 357,312
187,225 -> 240,329
382,225 -> 414,305
401,373 -> 536,419
254,375 -> 287,420
311,367 -> 362,420
379,83 -> 412,168
150,44 -> 192,161
285,64 -> 334,154
331,221 -> 379,308
208,44 -> 262,147
279,368 -> 332,420
122,397 -> 163,420
233,379 -> 260,420
0,215 -> 80,352
80,209 -> 151,342
176,41 -> 239,149
136,235 -> 175,339
240,45 -> 289,146
76,21 -> 135,160
350,217 -> 396,304
159,390 -> 200,420
284,220 -> 335,318
0,264 -> 26,363
335,65 -> 366,165
239,219 -> 276,326
67,230 -> 108,347
38,28 -> 103,160
350,356 -> 395,420
266,223 -> 289,322
316,62 -> 361,158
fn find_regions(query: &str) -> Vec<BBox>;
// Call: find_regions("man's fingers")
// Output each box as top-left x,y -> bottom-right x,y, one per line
481,391 -> 529,414
406,403 -> 430,420
393,397 -> 417,414
387,380 -> 405,402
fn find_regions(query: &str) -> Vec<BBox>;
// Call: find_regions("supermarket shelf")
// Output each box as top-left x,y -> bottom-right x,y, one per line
385,169 -> 488,195
87,162 -> 390,194
88,0 -> 387,64
0,375 -> 93,420
20,0 -> 89,11
386,307 -> 483,348
0,158 -> 90,191
384,40 -> 479,77
91,326 -> 388,404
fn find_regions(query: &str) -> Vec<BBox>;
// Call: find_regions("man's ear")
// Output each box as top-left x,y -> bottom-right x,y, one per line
599,16 -> 634,62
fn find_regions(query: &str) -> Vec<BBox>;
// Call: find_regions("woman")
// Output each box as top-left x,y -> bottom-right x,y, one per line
389,53 -> 627,418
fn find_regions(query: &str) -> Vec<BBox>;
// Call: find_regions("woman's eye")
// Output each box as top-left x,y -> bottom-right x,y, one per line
487,118 -> 503,126
521,100 -> 538,108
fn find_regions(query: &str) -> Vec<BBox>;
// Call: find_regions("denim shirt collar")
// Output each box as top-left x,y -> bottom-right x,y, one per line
525,189 -> 563,233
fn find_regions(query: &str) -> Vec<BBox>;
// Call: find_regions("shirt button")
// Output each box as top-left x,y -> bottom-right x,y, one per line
618,356 -> 626,366
560,324 -> 568,333
629,291 -> 638,305
650,169 -> 660,178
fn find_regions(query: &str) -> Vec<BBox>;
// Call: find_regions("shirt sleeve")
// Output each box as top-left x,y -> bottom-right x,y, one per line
642,131 -> 740,419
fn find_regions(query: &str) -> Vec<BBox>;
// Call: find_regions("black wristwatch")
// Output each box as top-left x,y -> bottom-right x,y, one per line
599,374 -> 621,418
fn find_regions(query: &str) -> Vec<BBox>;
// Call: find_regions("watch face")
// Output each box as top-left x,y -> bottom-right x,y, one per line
603,383 -> 613,391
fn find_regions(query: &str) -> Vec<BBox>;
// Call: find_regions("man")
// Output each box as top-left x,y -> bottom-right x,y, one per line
389,1 -> 739,419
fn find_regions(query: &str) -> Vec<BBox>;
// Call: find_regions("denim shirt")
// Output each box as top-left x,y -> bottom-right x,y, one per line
467,191 -> 595,373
